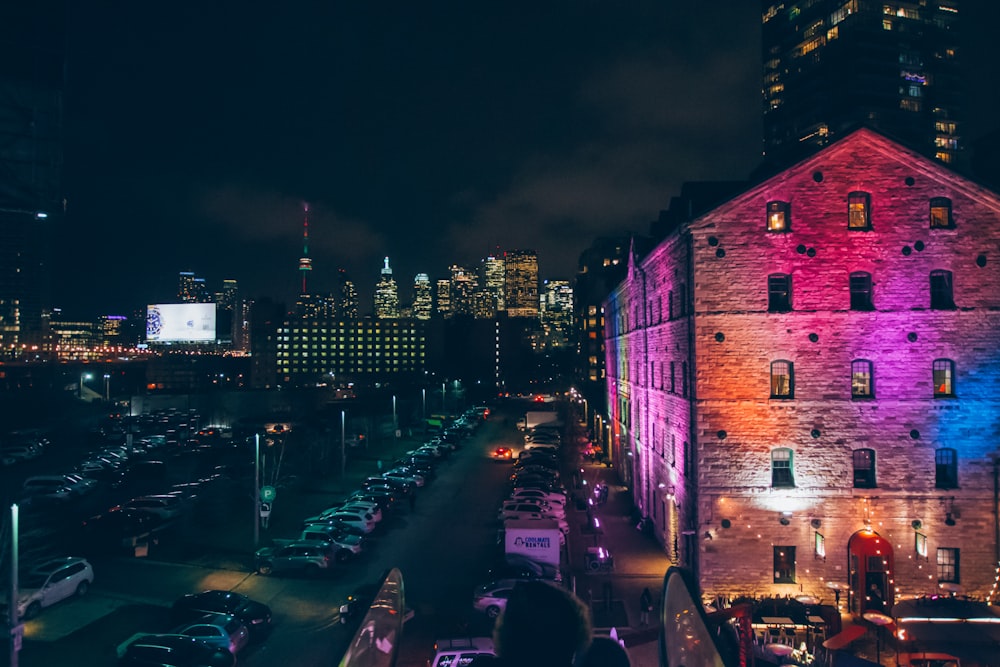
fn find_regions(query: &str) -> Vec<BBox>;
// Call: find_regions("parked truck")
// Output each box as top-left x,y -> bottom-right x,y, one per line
518,411 -> 562,432
503,518 -> 562,575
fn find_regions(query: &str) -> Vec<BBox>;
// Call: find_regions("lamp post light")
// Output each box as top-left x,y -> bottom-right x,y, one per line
442,382 -> 446,413
421,388 -> 426,420
392,395 -> 398,439
8,503 -> 20,667
79,372 -> 93,399
253,433 -> 260,548
103,373 -> 111,402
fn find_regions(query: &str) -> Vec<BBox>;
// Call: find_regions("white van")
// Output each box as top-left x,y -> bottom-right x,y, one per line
431,637 -> 495,667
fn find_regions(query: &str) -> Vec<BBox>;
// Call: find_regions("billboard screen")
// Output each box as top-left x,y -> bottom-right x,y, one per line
146,303 -> 217,342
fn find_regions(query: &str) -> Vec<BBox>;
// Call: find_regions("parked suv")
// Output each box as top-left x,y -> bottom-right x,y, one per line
9,556 -> 94,619
254,541 -> 333,575
298,524 -> 363,561
431,637 -> 495,667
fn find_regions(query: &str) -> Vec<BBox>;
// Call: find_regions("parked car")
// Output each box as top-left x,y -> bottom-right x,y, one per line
431,637 -> 495,667
314,511 -> 375,534
254,541 -> 334,575
117,633 -> 235,667
301,517 -> 367,537
382,469 -> 424,488
121,494 -> 188,520
348,489 -> 397,511
8,556 -> 93,619
170,590 -> 272,640
22,474 -> 97,499
298,524 -> 363,561
472,579 -> 523,619
169,612 -> 249,655
509,488 -> 566,506
80,508 -> 172,551
337,500 -> 383,522
498,502 -> 565,521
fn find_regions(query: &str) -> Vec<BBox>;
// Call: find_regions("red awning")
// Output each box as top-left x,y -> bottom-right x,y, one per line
822,624 -> 866,651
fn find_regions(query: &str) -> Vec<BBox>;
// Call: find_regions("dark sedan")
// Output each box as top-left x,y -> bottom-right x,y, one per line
170,590 -> 272,640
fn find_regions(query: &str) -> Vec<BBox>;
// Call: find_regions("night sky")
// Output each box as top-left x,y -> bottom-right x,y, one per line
56,2 -> 998,317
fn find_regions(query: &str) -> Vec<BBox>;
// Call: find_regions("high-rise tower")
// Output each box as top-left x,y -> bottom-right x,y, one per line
374,257 -> 399,319
412,273 -> 432,320
337,268 -> 359,319
298,202 -> 312,294
761,0 -> 962,168
504,250 -> 539,319
482,254 -> 506,313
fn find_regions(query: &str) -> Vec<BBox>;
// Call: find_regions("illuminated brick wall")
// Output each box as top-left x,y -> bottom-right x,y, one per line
606,129 -> 1000,604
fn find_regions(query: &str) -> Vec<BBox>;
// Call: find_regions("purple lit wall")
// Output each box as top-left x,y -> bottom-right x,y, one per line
606,129 -> 1000,605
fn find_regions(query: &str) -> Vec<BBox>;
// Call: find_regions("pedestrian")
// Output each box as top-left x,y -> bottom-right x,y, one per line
600,484 -> 609,505
639,587 -> 654,626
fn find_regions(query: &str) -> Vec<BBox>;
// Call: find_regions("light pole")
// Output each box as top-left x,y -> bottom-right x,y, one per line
392,395 -> 397,439
79,372 -> 93,399
340,410 -> 346,478
8,503 -> 20,667
442,382 -> 446,413
103,373 -> 111,402
421,388 -> 426,420
253,434 -> 260,548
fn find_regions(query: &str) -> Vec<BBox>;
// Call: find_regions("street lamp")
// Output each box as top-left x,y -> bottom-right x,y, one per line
79,372 -> 93,399
442,382 -> 446,413
421,388 -> 426,420
103,374 -> 111,402
392,395 -> 397,439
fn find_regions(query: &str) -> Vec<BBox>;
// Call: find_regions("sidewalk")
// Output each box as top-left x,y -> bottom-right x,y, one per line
566,458 -> 672,667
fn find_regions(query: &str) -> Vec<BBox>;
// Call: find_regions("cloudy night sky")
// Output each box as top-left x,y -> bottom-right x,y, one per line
55,2 -> 998,317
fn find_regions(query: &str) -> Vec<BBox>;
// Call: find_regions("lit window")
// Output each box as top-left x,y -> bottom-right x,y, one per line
853,448 -> 876,488
771,448 -> 794,487
937,547 -> 960,584
930,270 -> 955,309
915,532 -> 928,559
850,272 -> 873,310
767,201 -> 791,232
768,273 -> 792,312
935,448 -> 958,489
848,191 -> 871,230
771,360 -> 794,399
933,359 -> 954,397
774,546 -> 796,583
815,532 -> 826,559
851,359 -> 873,398
930,197 -> 953,229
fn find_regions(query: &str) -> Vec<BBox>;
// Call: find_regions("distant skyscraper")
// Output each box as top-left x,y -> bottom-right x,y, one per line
540,279 -> 574,348
482,255 -> 506,313
374,257 -> 400,319
298,202 -> 312,294
504,250 -> 539,319
450,265 -> 476,317
436,279 -> 451,318
413,273 -> 432,320
337,269 -> 359,319
761,0 -> 962,167
178,272 -> 197,302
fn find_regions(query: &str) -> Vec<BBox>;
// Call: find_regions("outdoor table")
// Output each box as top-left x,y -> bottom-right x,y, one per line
862,611 -> 893,657
807,615 -> 825,624
760,616 -> 795,625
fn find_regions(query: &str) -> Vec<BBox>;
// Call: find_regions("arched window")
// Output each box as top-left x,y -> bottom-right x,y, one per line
767,201 -> 791,232
933,359 -> 955,397
930,270 -> 955,309
848,191 -> 872,230
935,448 -> 958,489
849,272 -> 873,310
930,197 -> 954,229
771,360 -> 794,398
768,273 -> 792,312
772,448 -> 794,487
851,359 -> 873,398
853,448 -> 876,488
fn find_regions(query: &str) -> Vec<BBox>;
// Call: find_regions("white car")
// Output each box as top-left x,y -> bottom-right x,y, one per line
498,501 -> 565,520
472,580 -> 520,619
509,489 -> 567,506
522,442 -> 560,452
338,502 -> 383,523
12,556 -> 94,619
383,470 -> 425,488
321,511 -> 375,534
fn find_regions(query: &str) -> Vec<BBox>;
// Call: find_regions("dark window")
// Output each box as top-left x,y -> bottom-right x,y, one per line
848,191 -> 872,230
930,197 -> 953,229
668,290 -> 674,320
933,359 -> 954,397
679,284 -> 687,316
681,362 -> 688,398
850,272 -> 874,310
853,448 -> 877,488
930,270 -> 955,309
937,547 -> 960,583
935,448 -> 958,489
772,448 -> 794,487
768,273 -> 792,312
851,359 -> 873,398
669,361 -> 676,393
774,546 -> 796,583
767,201 -> 791,232
771,360 -> 794,399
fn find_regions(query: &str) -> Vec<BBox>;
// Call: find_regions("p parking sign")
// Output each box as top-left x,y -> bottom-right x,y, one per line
260,486 -> 276,502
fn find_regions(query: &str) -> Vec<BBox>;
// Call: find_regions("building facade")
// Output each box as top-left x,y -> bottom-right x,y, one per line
276,318 -> 426,386
605,129 -> 1000,613
762,0 -> 962,168
505,249 -> 539,319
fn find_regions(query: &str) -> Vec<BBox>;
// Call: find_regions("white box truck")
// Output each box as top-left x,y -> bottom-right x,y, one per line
503,518 -> 562,571
519,411 -> 562,431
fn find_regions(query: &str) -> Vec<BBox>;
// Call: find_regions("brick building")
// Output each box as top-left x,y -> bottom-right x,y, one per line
605,128 -> 1000,613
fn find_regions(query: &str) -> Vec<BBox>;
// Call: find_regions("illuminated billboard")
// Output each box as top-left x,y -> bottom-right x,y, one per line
146,303 -> 217,342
